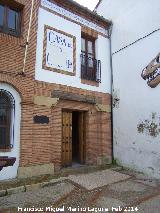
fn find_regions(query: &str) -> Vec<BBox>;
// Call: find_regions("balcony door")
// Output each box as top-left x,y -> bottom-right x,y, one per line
81,35 -> 96,81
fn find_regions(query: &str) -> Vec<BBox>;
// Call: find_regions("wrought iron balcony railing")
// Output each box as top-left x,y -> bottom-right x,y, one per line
80,53 -> 101,82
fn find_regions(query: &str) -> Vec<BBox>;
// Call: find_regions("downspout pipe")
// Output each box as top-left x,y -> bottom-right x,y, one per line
21,0 -> 35,76
108,23 -> 114,163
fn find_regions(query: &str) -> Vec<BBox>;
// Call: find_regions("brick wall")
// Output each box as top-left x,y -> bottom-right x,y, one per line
32,81 -> 112,168
0,0 -> 40,167
0,0 -> 112,171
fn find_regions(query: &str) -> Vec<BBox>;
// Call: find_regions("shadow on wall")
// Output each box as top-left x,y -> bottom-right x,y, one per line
137,113 -> 160,137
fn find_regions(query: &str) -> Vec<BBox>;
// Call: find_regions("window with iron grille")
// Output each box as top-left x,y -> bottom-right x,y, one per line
0,90 -> 15,150
81,34 -> 101,82
0,2 -> 22,37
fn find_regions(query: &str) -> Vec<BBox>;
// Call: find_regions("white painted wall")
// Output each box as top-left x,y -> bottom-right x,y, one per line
96,0 -> 160,178
35,7 -> 111,94
96,0 -> 160,53
0,83 -> 21,180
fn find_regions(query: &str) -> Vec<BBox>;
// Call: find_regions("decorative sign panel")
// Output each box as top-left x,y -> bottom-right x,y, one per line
41,0 -> 108,36
43,26 -> 76,75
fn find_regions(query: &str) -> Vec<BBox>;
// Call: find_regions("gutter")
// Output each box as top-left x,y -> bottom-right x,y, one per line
94,0 -> 103,11
21,0 -> 35,76
108,23 -> 114,162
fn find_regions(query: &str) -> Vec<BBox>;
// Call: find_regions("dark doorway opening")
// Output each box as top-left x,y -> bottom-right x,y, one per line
72,111 -> 79,163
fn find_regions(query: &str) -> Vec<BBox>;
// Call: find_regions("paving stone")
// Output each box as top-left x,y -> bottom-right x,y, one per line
0,182 -> 74,210
103,180 -> 157,205
137,195 -> 160,213
0,169 -> 159,213
108,180 -> 147,192
133,178 -> 159,187
95,196 -> 126,212
111,166 -> 123,172
58,188 -> 97,213
0,189 -> 6,197
7,186 -> 25,195
25,183 -> 42,191
44,177 -> 67,185
68,169 -> 130,190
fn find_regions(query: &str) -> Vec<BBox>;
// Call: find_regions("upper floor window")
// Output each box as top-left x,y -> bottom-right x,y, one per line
81,36 -> 95,68
0,3 -> 21,37
81,34 -> 101,82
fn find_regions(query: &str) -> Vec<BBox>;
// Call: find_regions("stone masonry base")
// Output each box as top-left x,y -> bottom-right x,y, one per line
17,163 -> 54,178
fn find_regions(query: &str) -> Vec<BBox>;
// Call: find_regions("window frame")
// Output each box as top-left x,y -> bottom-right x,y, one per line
0,90 -> 15,152
0,2 -> 21,37
81,34 -> 96,62
81,34 -> 98,82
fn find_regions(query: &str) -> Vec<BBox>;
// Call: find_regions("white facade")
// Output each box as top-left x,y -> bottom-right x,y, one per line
96,0 -> 160,178
35,1 -> 111,94
0,83 -> 21,180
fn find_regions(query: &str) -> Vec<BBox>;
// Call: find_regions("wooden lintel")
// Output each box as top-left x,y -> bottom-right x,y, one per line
52,90 -> 102,104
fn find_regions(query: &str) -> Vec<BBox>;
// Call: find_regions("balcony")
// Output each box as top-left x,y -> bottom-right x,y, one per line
80,53 -> 101,83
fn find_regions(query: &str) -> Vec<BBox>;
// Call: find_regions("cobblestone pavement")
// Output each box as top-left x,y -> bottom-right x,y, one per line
0,168 -> 160,213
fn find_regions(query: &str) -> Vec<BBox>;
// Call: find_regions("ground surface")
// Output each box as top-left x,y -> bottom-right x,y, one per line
0,167 -> 160,213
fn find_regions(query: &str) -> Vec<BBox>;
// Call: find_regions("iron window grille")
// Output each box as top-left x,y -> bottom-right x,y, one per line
0,90 -> 15,150
81,35 -> 101,82
80,53 -> 101,82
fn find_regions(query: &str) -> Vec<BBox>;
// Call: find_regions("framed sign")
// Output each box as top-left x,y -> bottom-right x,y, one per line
43,25 -> 76,75
34,115 -> 49,124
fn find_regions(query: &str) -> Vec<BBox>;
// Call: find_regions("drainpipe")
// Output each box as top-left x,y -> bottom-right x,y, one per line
21,0 -> 35,76
108,23 -> 114,163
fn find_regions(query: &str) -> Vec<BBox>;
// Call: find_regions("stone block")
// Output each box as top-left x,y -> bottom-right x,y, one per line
25,182 -> 43,191
7,186 -> 25,195
34,96 -> 59,107
0,190 -> 6,197
97,155 -> 112,166
18,163 -> 54,179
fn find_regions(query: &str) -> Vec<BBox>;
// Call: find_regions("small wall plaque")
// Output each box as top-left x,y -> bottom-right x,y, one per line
34,115 -> 49,124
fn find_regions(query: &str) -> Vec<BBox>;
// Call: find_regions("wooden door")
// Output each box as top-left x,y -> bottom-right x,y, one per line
62,111 -> 72,167
78,112 -> 86,164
